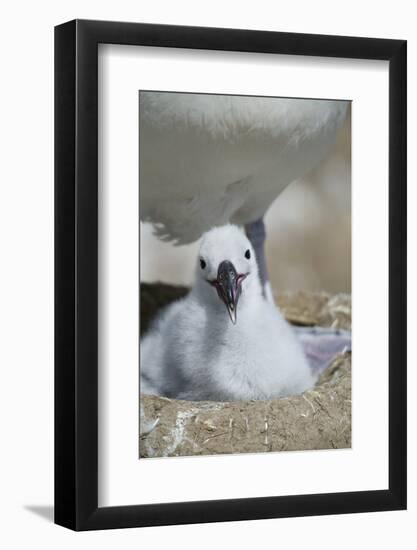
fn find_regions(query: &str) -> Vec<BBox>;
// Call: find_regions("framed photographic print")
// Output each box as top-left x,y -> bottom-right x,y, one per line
55,19 -> 407,530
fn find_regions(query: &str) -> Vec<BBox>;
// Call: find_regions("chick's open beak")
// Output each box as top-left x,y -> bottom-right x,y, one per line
212,260 -> 246,324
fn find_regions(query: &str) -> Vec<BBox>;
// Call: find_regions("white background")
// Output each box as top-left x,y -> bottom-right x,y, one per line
0,1 -> 415,548
99,46 -> 388,506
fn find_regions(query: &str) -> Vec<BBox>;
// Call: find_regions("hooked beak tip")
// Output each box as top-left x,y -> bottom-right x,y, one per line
227,304 -> 237,325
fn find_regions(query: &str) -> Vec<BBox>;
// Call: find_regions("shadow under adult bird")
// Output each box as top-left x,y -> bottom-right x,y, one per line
140,91 -> 349,299
140,225 -> 315,401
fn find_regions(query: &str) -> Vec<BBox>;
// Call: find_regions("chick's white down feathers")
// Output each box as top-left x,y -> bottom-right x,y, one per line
140,225 -> 314,401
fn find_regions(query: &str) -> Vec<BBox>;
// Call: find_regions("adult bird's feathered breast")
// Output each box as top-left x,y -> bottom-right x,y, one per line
140,92 -> 348,245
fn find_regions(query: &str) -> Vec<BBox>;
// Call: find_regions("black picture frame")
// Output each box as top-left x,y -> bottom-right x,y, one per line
55,19 -> 407,531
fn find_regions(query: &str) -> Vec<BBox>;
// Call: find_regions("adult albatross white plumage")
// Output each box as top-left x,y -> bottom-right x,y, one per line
140,92 -> 348,298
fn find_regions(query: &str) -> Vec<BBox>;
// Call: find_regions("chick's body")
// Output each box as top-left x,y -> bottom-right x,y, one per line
140,226 -> 314,401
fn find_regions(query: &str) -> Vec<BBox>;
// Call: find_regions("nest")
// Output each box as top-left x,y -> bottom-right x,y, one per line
140,283 -> 351,458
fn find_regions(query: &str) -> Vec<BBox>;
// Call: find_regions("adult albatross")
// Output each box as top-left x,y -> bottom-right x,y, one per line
140,92 -> 348,298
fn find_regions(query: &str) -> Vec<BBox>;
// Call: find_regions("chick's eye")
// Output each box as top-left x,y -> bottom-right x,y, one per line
200,259 -> 206,269
245,249 -> 251,259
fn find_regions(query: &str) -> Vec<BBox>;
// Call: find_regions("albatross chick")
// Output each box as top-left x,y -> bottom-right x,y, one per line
140,225 -> 314,401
